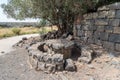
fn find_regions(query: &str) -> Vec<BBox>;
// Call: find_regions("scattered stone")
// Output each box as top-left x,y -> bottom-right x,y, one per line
78,46 -> 94,63
22,37 -> 27,40
65,59 -> 76,71
66,35 -> 73,41
1,51 -> 5,54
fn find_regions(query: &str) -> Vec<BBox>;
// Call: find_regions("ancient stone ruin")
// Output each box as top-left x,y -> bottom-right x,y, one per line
27,39 -> 77,73
13,2 -> 120,74
75,2 -> 120,55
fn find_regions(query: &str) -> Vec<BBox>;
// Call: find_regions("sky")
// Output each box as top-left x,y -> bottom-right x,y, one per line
0,0 -> 38,22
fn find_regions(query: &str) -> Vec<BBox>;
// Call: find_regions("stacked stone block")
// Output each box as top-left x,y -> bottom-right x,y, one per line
76,2 -> 120,54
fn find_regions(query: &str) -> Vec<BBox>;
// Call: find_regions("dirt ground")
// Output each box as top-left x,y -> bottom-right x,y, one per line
0,48 -> 120,80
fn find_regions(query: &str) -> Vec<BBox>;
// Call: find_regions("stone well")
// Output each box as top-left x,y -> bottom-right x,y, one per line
27,39 -> 76,73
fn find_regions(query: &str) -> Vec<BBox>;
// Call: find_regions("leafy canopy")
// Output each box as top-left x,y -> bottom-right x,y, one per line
1,0 -> 119,32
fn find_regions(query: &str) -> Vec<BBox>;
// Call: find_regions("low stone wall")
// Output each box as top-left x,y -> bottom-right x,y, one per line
76,2 -> 120,54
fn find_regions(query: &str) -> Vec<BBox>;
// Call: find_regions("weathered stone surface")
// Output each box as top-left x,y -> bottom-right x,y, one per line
87,37 -> 94,44
22,37 -> 28,40
98,11 -> 108,18
104,26 -> 113,33
82,25 -> 89,30
100,32 -> 109,41
52,54 -> 64,64
76,25 -> 81,30
109,19 -> 120,27
108,10 -> 116,18
92,12 -> 98,19
108,2 -> 120,10
103,41 -> 114,51
77,30 -> 84,37
65,59 -> 76,71
66,35 -> 73,41
94,39 -> 102,46
78,46 -> 93,63
84,13 -> 93,19
95,19 -> 108,26
115,44 -> 120,52
84,31 -> 93,38
116,10 -> 120,18
113,27 -> 120,34
109,34 -> 120,43
93,31 -> 101,39
98,6 -> 109,11
97,26 -> 105,32
84,20 -> 94,25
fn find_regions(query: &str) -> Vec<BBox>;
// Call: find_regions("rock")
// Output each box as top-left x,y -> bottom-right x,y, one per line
1,51 -> 5,54
52,54 -> 64,64
45,64 -> 56,73
36,62 -> 46,71
61,33 -> 68,38
66,35 -> 73,41
65,59 -> 76,71
78,46 -> 94,63
22,37 -> 27,40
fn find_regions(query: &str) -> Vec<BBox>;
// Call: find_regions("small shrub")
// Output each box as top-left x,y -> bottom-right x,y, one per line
2,33 -> 14,38
12,28 -> 21,35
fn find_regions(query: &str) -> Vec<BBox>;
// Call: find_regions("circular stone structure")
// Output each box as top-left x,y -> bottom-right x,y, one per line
27,39 -> 75,73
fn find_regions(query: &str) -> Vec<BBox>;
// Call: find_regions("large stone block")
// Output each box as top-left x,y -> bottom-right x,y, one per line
103,41 -> 115,51
108,2 -> 120,10
77,30 -> 84,37
100,32 -> 109,41
84,20 -> 94,25
76,25 -> 82,30
94,39 -> 102,46
98,11 -> 108,18
92,12 -> 98,19
108,10 -> 116,18
89,26 -> 97,31
84,31 -> 93,37
104,26 -> 113,33
115,43 -> 120,52
95,19 -> 108,26
109,19 -> 120,27
115,10 -> 120,18
113,27 -> 120,34
83,13 -> 93,19
65,59 -> 76,71
109,34 -> 120,43
97,26 -> 105,32
98,6 -> 109,11
87,37 -> 94,44
82,25 -> 88,30
94,31 -> 101,39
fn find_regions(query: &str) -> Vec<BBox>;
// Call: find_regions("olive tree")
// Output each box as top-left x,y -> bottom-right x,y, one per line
1,0 -> 119,33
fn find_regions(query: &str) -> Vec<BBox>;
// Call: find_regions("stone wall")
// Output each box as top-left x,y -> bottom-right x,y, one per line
76,2 -> 120,54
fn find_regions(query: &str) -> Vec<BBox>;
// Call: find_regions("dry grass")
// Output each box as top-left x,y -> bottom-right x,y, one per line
0,26 -> 58,38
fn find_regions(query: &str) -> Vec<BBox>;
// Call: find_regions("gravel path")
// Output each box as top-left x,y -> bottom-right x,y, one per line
0,48 -> 49,80
0,48 -> 67,80
0,34 -> 39,56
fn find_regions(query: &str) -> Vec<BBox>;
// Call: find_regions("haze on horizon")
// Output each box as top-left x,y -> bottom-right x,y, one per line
0,0 -> 38,22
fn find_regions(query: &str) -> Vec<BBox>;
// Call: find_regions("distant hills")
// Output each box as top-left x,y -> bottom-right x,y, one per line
0,22 -> 40,27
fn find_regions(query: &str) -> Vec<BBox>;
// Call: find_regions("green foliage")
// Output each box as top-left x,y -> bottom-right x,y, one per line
1,0 -> 120,33
12,28 -> 21,35
39,27 -> 48,35
39,19 -> 47,27
2,33 -> 14,38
